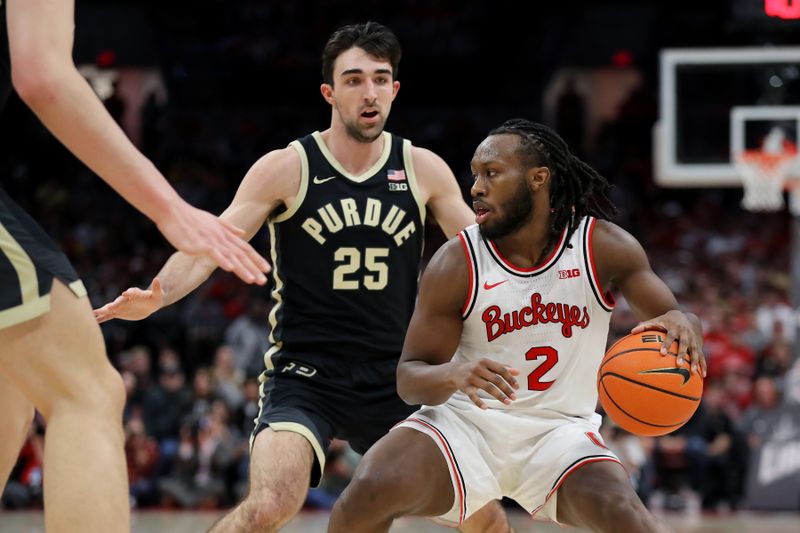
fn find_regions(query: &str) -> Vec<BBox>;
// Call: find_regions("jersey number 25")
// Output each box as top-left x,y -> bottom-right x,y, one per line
333,247 -> 389,290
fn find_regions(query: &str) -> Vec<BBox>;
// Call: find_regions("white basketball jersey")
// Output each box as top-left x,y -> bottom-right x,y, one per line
451,216 -> 614,420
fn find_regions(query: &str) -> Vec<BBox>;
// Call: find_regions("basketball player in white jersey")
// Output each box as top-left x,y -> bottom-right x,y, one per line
328,119 -> 707,533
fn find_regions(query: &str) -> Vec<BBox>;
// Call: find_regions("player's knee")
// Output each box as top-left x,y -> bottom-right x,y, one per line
88,365 -> 127,415
597,489 -> 643,521
344,465 -> 415,518
53,365 -> 126,422
242,486 -> 306,532
569,482 -> 644,526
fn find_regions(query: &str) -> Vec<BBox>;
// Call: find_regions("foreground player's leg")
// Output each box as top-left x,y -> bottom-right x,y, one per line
208,428 -> 313,533
556,461 -> 672,533
0,374 -> 35,487
329,427 -> 457,533
0,281 -> 128,533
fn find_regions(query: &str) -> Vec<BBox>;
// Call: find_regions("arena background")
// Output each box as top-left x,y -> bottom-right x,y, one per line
2,1 -> 800,531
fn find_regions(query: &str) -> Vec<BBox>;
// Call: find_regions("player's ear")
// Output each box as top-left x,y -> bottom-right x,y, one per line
528,166 -> 551,191
320,83 -> 334,104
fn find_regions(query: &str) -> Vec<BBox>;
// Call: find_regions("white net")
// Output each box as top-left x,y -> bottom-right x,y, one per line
735,151 -> 796,212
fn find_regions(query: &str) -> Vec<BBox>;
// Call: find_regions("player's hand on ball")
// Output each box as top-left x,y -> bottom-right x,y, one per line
631,309 -> 706,377
93,277 -> 165,323
451,358 -> 520,409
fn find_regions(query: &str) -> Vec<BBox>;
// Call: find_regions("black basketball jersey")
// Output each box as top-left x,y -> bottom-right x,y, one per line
266,131 -> 425,367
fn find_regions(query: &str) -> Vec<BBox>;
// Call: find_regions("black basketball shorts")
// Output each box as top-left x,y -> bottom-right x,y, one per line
252,355 -> 418,486
0,188 -> 85,329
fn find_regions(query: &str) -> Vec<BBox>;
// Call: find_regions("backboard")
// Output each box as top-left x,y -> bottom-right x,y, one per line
655,46 -> 800,187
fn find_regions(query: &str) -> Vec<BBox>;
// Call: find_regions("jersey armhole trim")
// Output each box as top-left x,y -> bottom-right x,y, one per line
583,217 -> 615,311
459,231 -> 479,320
403,139 -> 427,226
272,140 -> 309,223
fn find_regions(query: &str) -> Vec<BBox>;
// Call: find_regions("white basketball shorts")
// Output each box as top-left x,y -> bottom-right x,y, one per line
394,398 -> 621,527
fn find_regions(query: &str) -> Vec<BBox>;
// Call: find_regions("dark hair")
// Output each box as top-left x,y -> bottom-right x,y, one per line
489,118 -> 617,248
321,21 -> 402,85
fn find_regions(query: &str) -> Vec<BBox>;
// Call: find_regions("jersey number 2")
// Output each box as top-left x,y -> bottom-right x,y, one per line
333,247 -> 389,290
526,346 -> 558,391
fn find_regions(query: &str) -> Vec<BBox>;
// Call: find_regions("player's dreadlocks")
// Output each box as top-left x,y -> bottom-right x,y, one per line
489,118 -> 617,252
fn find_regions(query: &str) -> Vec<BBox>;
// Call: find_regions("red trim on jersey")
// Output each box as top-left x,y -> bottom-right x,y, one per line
530,457 -> 622,518
458,233 -> 475,317
587,219 -> 616,308
404,418 -> 466,525
488,226 -> 566,274
585,431 -> 609,450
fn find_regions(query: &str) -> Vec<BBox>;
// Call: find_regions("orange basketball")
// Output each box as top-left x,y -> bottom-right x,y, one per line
597,331 -> 703,436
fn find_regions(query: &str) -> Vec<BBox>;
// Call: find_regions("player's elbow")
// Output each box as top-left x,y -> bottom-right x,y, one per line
396,362 -> 422,405
11,54 -> 71,108
12,65 -> 58,107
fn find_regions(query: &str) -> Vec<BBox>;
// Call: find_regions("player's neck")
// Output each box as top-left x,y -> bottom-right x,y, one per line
319,124 -> 385,176
493,212 -> 554,269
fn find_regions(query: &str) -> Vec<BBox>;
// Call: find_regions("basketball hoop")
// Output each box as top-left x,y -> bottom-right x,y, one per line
735,150 -> 797,212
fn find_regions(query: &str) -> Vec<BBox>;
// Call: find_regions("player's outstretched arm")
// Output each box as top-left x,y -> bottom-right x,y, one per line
593,220 -> 706,377
411,147 -> 475,239
397,238 -> 520,408
94,149 -> 297,323
6,0 -> 269,284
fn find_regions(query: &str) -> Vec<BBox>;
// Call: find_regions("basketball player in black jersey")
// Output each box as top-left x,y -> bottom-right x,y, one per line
0,1 -> 269,532
96,21 -> 510,533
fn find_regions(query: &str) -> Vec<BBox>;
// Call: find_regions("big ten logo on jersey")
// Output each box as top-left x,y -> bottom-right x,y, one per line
387,169 -> 407,191
280,361 -> 317,378
558,268 -> 581,279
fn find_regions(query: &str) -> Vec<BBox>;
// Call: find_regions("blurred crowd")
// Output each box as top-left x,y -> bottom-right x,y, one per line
2,1 -> 800,517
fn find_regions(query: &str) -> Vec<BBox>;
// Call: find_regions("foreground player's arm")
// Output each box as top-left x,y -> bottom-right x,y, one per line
411,147 -> 474,238
6,0 -> 269,284
593,220 -> 706,376
397,239 -> 520,408
94,149 -> 299,323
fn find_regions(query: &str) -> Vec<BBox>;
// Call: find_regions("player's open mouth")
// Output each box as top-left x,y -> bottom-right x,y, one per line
361,110 -> 379,121
474,204 -> 490,223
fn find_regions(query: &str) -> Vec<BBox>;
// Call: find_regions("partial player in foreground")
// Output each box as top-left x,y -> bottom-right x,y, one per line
329,119 -> 707,533
0,1 -> 268,532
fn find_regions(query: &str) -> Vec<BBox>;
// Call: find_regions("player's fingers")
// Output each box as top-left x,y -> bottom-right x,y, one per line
482,360 -> 520,390
93,306 -> 114,323
206,247 -> 237,275
488,373 -> 516,401
481,383 -> 510,405
227,229 -> 270,274
121,289 -> 144,300
466,388 -> 487,410
217,217 -> 246,237
477,375 -> 512,404
688,340 -> 706,377
675,333 -> 690,367
660,331 -> 677,356
220,236 -> 268,284
698,348 -> 708,378
230,245 -> 268,284
630,322 -> 667,335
